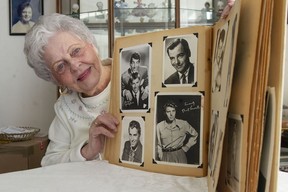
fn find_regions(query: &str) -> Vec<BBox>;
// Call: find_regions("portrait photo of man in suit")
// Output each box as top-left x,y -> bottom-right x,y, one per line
122,71 -> 148,110
120,44 -> 151,111
164,37 -> 197,86
121,118 -> 144,164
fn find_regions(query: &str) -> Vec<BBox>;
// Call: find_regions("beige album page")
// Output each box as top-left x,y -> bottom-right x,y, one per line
105,26 -> 212,177
206,0 -> 241,191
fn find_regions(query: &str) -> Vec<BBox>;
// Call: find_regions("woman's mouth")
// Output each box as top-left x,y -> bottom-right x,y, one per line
77,67 -> 91,81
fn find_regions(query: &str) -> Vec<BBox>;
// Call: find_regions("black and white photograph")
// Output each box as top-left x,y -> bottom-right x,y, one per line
120,116 -> 145,165
208,110 -> 223,183
208,110 -> 219,170
224,14 -> 238,107
9,0 -> 43,35
154,92 -> 203,166
163,34 -> 198,87
225,113 -> 242,192
209,127 -> 224,188
211,22 -> 229,92
120,44 -> 151,112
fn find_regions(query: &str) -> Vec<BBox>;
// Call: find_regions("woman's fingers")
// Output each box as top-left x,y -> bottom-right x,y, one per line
92,124 -> 115,138
91,113 -> 119,138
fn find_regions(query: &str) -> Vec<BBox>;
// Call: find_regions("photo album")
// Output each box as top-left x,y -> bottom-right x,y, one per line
104,0 -> 278,191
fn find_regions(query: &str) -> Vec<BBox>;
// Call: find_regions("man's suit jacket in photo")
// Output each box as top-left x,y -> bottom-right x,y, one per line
121,141 -> 143,163
164,63 -> 195,84
121,66 -> 148,93
122,90 -> 148,110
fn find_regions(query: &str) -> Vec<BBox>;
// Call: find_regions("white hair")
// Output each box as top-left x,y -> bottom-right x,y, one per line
24,13 -> 98,84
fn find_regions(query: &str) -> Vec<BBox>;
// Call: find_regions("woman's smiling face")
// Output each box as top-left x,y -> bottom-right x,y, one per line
43,31 -> 103,96
21,6 -> 33,23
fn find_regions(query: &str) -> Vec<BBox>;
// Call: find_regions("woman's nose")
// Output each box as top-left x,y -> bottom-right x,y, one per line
69,59 -> 81,71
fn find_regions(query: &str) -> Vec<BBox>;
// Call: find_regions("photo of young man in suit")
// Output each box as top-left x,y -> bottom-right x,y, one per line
120,44 -> 151,111
121,118 -> 144,164
164,37 -> 197,86
122,72 -> 148,110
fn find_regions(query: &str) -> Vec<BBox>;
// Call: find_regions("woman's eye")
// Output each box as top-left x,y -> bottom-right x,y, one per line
71,47 -> 81,57
54,63 -> 65,74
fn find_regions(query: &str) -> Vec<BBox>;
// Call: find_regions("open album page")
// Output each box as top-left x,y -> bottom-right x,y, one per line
106,26 -> 212,177
206,0 -> 241,191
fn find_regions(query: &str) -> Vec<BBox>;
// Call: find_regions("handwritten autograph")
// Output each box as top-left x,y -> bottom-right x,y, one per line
182,101 -> 200,113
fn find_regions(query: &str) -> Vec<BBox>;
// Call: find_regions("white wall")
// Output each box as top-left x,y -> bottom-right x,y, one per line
0,1 -> 58,136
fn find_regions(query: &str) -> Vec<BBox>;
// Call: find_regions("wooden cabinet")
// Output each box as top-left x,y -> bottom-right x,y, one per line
0,137 -> 48,173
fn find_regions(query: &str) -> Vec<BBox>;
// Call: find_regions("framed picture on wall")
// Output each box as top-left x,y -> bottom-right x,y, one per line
9,0 -> 43,35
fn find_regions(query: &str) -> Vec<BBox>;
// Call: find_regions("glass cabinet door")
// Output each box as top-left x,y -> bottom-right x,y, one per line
79,0 -> 109,59
56,0 -> 224,57
57,0 -> 110,59
179,0 -> 225,27
113,0 -> 176,38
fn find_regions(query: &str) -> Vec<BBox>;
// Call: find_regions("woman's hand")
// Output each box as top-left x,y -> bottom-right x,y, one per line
221,0 -> 235,19
81,113 -> 119,160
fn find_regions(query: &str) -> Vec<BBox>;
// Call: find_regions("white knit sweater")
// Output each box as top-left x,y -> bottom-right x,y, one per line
41,84 -> 110,166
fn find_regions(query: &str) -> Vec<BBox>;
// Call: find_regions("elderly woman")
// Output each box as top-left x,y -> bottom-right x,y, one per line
24,13 -> 119,166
